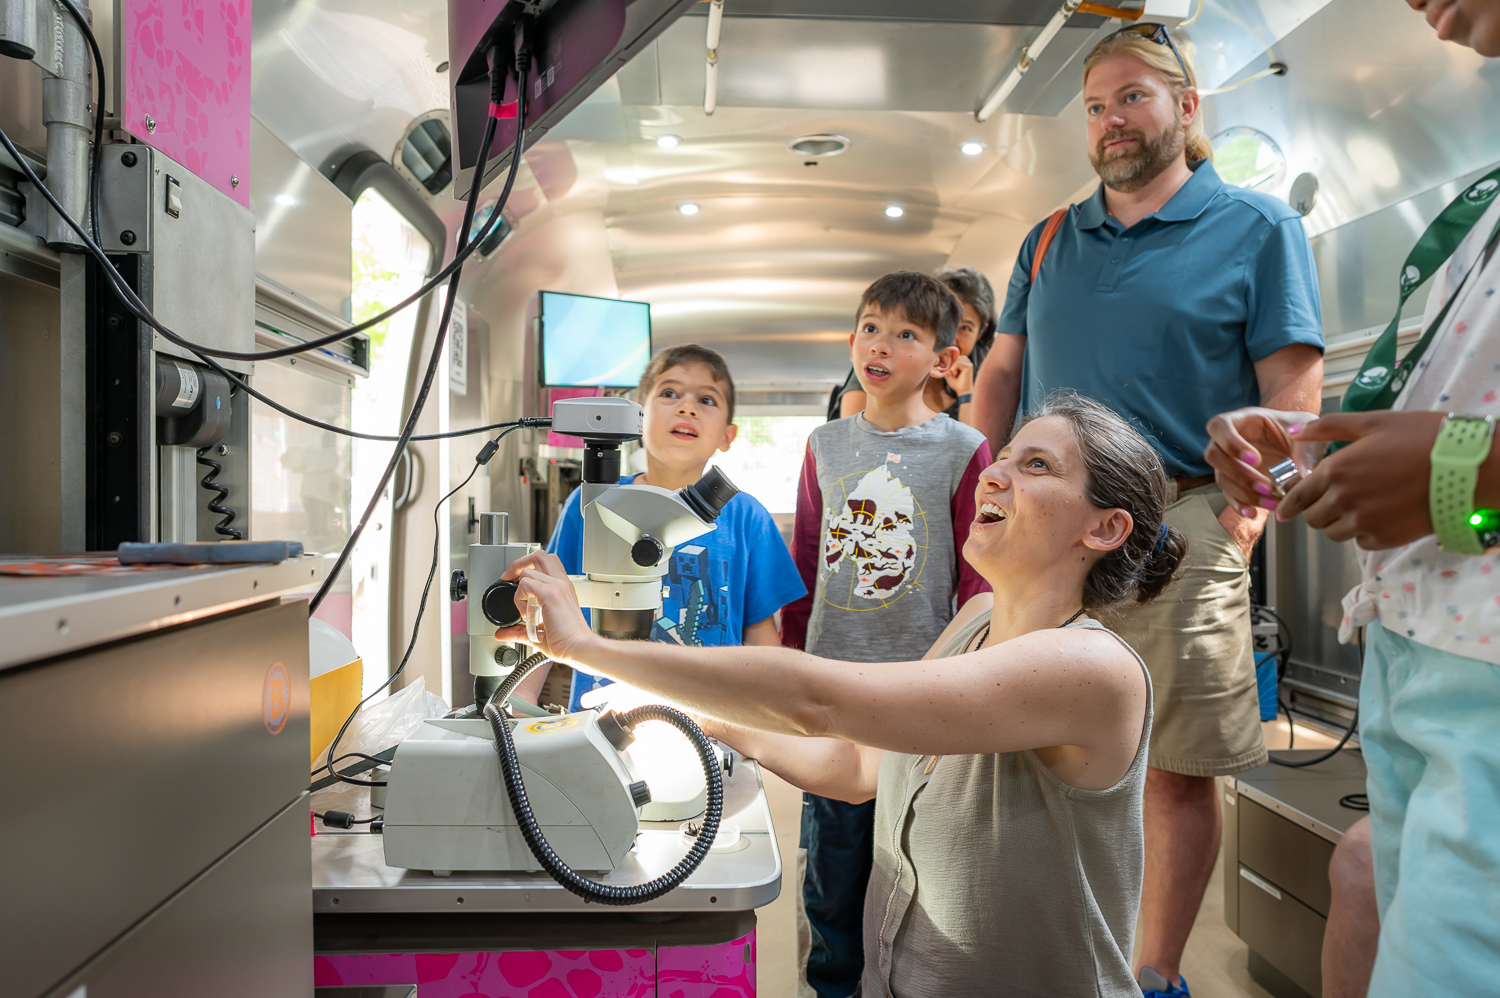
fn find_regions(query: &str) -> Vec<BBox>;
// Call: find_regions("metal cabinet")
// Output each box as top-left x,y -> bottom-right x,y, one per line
1223,751 -> 1367,998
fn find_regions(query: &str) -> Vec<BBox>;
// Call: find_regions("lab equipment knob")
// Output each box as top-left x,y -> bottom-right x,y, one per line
450,569 -> 467,602
494,644 -> 521,669
629,780 -> 652,809
596,710 -> 636,752
481,581 -> 523,627
631,534 -> 665,567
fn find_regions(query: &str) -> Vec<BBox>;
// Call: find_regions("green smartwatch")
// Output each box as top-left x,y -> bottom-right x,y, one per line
1430,413 -> 1498,554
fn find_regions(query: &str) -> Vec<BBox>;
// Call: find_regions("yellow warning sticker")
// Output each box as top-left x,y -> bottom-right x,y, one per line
523,715 -> 582,734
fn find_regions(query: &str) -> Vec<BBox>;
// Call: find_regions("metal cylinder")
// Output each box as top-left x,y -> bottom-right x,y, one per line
0,0 -> 40,61
479,511 -> 509,545
591,607 -> 656,642
42,0 -> 92,250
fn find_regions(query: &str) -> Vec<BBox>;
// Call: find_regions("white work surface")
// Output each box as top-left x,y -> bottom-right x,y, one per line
311,752 -> 782,914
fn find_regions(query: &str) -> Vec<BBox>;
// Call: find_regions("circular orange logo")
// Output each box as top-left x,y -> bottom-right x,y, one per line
263,661 -> 291,735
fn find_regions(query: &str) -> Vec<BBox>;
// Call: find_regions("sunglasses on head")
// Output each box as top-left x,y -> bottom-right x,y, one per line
1103,21 -> 1192,85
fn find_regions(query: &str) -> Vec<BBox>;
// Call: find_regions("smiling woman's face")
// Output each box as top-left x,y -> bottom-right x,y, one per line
964,415 -> 1131,577
1410,0 -> 1500,55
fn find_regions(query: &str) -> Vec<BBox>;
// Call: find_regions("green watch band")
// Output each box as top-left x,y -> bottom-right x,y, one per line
1430,414 -> 1495,555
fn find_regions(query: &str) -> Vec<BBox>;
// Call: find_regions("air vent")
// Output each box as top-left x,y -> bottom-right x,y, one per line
787,134 -> 850,157
399,118 -> 453,196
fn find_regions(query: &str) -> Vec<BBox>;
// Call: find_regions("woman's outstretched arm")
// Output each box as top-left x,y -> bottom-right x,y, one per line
703,720 -> 884,804
498,553 -> 1146,784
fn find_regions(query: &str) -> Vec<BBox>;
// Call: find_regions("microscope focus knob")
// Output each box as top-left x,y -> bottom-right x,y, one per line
481,581 -> 523,627
631,534 -> 665,567
450,569 -> 467,602
628,780 -> 652,809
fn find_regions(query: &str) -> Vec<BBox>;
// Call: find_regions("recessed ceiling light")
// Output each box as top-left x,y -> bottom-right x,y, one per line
679,203 -> 700,216
960,141 -> 986,156
884,205 -> 904,218
657,134 -> 681,149
787,134 -> 851,158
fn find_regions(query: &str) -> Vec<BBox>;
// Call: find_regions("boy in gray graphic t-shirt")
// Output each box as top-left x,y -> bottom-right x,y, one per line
781,272 -> 991,997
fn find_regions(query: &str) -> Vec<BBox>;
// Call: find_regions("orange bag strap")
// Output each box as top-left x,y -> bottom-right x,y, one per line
1030,207 -> 1069,285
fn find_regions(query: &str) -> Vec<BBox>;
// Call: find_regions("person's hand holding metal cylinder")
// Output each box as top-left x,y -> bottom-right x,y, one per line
1205,405 -> 1324,516
1275,411 -> 1449,549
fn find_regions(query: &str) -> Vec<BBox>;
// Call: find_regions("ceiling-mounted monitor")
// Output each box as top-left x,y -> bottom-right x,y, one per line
540,291 -> 652,388
449,0 -> 697,199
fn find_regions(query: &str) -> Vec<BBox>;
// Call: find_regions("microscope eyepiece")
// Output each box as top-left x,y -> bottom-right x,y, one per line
679,466 -> 739,522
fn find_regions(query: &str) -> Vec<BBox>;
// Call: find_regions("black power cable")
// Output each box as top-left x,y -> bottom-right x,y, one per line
317,425 -> 516,789
306,47 -> 530,614
1271,625 -> 1362,769
24,0 -> 514,365
481,656 -> 724,905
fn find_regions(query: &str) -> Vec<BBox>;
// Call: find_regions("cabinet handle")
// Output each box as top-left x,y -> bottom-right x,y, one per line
1239,867 -> 1283,901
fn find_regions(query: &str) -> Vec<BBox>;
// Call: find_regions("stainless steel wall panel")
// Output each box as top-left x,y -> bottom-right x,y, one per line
654,14 -> 1030,113
0,600 -> 310,998
250,118 -> 354,320
1310,164 -> 1499,344
42,801 -> 314,998
1204,0 -> 1500,244
0,265 -> 67,554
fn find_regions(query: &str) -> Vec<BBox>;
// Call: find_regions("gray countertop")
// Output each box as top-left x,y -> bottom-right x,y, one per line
1236,749 -> 1368,844
0,554 -> 331,671
310,754 -> 782,914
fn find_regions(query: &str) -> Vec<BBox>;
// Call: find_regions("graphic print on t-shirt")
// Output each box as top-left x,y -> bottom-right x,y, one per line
651,543 -> 732,646
822,461 -> 929,610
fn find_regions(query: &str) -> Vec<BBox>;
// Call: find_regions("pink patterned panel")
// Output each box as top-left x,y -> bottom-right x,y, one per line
122,0 -> 251,207
312,933 -> 755,998
657,934 -> 756,998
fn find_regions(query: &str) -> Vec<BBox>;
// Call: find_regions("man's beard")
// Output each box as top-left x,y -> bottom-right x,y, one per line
1089,119 -> 1185,193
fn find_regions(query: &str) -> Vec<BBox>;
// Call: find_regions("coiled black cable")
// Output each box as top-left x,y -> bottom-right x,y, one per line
195,447 -> 244,539
483,697 -> 724,905
476,648 -> 723,905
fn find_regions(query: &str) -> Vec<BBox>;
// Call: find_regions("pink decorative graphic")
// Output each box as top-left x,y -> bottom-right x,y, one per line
313,934 -> 755,997
122,0 -> 251,207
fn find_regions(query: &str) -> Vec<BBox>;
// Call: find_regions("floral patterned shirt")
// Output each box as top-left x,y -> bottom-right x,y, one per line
1340,197 -> 1500,665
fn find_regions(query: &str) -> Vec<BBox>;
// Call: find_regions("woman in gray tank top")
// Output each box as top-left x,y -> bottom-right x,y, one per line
500,393 -> 1189,997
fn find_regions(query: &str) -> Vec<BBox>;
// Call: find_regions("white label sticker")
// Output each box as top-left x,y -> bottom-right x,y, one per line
172,361 -> 200,409
449,298 -> 468,396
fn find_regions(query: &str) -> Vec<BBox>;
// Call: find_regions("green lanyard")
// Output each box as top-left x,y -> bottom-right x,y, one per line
1342,165 -> 1500,414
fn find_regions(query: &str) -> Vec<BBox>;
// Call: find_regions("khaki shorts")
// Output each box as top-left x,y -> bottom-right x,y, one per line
1110,485 -> 1267,777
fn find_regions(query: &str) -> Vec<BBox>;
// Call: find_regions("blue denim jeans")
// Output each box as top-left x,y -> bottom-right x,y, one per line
801,792 -> 875,998
1361,620 -> 1500,996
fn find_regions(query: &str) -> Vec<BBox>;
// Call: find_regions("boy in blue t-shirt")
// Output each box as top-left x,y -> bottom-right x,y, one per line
517,344 -> 806,712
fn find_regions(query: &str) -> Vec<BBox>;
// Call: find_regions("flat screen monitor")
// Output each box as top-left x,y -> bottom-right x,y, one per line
539,291 -> 652,388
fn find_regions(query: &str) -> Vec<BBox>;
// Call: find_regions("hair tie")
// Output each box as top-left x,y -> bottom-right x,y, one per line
1149,522 -> 1170,560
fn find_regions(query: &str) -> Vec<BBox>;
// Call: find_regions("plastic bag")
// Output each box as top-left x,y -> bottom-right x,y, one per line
313,676 -> 449,768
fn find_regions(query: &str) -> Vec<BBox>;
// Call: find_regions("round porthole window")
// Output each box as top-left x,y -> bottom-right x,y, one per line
393,111 -> 454,199
1210,127 -> 1286,191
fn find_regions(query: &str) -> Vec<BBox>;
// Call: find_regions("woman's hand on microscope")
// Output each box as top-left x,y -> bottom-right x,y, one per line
496,552 -> 598,664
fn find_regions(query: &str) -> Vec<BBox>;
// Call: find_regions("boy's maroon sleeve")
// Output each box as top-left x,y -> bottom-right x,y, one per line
952,438 -> 994,605
780,442 -> 821,650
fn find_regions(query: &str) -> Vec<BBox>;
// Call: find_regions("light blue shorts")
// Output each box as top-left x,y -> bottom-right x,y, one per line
1361,620 -> 1500,996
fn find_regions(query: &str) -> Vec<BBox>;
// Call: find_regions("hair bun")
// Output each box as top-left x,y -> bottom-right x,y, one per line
1135,524 -> 1188,603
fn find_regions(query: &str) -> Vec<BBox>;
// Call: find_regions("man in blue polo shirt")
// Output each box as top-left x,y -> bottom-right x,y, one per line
972,26 -> 1324,998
